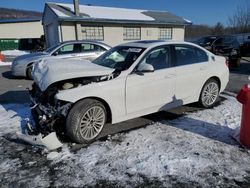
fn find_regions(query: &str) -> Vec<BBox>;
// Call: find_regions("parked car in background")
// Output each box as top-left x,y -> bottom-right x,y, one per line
11,40 -> 111,79
194,36 -> 217,51
29,40 -> 229,144
194,35 -> 241,67
211,36 -> 241,67
240,36 -> 250,57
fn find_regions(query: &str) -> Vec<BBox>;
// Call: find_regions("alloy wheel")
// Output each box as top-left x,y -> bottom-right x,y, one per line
201,82 -> 219,106
79,106 -> 105,140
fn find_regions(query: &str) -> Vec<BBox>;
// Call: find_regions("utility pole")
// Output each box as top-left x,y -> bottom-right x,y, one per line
73,0 -> 81,40
73,0 -> 80,16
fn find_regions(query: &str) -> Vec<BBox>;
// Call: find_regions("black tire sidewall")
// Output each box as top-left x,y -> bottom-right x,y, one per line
26,66 -> 33,79
66,99 -> 107,144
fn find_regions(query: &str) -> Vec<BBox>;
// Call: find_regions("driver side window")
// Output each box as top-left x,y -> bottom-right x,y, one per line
139,46 -> 170,70
54,44 -> 81,55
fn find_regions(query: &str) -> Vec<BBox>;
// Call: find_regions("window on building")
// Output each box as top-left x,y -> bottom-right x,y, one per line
123,27 -> 141,40
158,28 -> 173,40
82,26 -> 104,41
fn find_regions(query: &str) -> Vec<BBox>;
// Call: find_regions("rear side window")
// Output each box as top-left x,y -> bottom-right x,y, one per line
174,45 -> 208,66
81,43 -> 106,52
213,37 -> 238,46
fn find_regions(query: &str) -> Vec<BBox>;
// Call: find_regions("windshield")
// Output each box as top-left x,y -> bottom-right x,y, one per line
45,43 -> 60,53
92,46 -> 146,71
196,37 -> 217,45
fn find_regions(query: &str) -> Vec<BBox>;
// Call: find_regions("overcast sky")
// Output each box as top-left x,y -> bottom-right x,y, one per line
0,0 -> 248,26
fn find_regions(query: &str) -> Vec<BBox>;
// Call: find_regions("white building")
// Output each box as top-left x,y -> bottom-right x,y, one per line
0,18 -> 43,39
43,3 -> 191,47
0,18 -> 44,51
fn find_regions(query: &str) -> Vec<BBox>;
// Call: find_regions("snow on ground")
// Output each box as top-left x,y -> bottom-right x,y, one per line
1,50 -> 29,56
0,61 -> 12,66
0,95 -> 250,187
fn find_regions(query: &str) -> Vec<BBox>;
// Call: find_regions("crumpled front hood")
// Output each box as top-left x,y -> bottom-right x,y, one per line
33,58 -> 115,91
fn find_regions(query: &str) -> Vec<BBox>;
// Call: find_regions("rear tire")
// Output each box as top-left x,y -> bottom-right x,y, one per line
235,58 -> 241,67
199,78 -> 220,108
66,99 -> 107,144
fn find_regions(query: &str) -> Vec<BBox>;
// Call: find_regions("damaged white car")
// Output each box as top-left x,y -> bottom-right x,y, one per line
28,40 -> 229,144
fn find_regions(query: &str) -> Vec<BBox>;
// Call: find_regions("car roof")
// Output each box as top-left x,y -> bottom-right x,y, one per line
59,40 -> 111,49
118,40 -> 200,49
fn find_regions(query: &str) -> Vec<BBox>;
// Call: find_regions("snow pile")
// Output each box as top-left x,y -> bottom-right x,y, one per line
1,50 -> 29,56
0,62 -> 12,66
0,95 -> 250,187
0,104 -> 30,137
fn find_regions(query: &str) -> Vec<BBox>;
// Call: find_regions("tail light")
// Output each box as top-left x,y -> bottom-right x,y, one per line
225,58 -> 229,67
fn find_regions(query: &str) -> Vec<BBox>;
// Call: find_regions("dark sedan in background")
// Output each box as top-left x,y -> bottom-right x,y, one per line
194,35 -> 241,67
240,36 -> 250,57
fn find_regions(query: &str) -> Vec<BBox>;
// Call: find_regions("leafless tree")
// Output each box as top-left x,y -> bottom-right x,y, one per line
0,8 -> 42,19
228,4 -> 250,33
211,22 -> 225,35
185,25 -> 213,40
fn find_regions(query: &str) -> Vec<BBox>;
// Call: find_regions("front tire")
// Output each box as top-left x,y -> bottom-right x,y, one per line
66,99 -> 107,144
199,79 -> 220,108
26,65 -> 33,79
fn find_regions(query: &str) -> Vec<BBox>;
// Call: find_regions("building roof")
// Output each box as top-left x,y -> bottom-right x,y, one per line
46,3 -> 191,26
0,18 -> 41,24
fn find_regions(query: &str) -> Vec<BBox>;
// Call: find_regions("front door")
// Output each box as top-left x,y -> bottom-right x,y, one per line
126,46 -> 176,115
53,43 -> 82,59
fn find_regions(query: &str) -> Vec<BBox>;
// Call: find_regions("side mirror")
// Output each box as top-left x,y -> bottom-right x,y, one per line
52,51 -> 59,56
137,63 -> 154,73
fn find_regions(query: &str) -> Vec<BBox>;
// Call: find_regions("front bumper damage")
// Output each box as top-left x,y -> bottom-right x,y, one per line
17,131 -> 63,151
19,88 -> 72,150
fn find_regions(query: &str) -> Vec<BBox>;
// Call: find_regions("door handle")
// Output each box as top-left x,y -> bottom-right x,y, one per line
200,66 -> 207,70
165,74 -> 176,78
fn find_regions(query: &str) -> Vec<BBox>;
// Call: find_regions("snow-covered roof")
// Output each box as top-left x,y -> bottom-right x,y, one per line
45,3 -> 191,25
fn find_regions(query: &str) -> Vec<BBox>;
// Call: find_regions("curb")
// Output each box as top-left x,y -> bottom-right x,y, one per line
222,91 -> 237,97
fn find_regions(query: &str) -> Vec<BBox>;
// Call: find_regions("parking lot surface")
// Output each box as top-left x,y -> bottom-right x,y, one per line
0,59 -> 249,138
0,59 -> 250,187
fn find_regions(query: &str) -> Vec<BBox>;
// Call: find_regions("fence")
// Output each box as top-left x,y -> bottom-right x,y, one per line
0,39 -> 19,51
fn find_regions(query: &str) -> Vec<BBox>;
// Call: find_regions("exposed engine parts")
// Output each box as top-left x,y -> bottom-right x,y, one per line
28,71 -> 120,136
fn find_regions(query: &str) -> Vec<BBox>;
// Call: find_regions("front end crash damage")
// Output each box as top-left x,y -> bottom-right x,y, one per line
21,83 -> 72,150
22,72 -> 120,150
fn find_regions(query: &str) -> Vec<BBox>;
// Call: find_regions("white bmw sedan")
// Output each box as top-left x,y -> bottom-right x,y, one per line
30,40 -> 229,143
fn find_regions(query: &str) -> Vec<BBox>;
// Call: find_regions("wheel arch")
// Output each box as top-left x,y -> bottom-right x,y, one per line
26,62 -> 34,77
207,76 -> 221,91
198,76 -> 221,97
70,97 -> 113,124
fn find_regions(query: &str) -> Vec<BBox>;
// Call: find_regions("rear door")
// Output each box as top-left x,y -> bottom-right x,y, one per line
173,44 -> 209,100
78,43 -> 107,61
